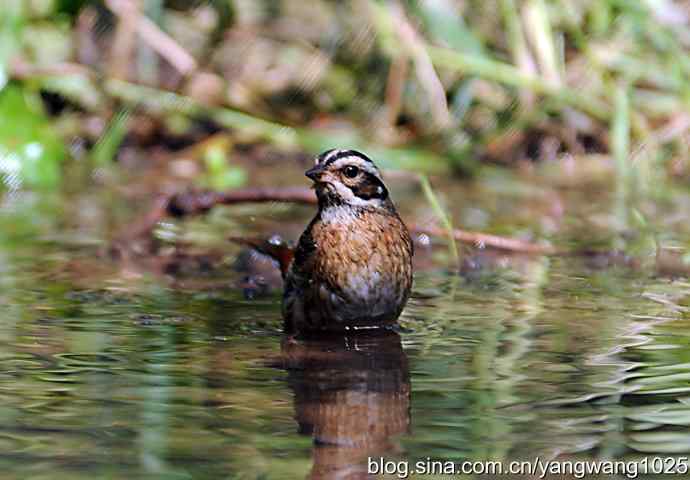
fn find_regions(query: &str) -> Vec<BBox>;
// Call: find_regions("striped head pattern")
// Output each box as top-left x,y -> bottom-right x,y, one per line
305,149 -> 389,208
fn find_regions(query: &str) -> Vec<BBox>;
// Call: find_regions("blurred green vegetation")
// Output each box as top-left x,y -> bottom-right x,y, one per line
1,0 -> 690,193
0,85 -> 65,189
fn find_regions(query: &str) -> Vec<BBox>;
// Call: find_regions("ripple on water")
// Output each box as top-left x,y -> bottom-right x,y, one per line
5,212 -> 690,477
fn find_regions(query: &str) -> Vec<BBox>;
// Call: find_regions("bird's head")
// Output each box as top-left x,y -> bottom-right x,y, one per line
306,149 -> 390,209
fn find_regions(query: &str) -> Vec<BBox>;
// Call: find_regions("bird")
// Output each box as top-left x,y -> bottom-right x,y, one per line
281,149 -> 414,332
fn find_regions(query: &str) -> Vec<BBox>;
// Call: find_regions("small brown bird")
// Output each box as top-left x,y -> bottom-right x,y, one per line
282,149 -> 414,332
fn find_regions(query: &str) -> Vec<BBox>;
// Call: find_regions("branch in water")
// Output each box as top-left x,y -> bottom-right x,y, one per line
167,187 -> 317,217
118,187 -> 555,255
410,224 -> 556,255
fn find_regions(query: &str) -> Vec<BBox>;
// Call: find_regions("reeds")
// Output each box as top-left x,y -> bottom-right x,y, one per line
1,0 -> 690,189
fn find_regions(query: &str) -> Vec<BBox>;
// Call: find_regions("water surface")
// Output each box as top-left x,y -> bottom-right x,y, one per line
2,174 -> 690,479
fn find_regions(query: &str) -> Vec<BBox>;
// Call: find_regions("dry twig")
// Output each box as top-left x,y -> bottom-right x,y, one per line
118,187 -> 555,255
106,0 -> 139,79
106,0 -> 198,76
410,224 -> 556,255
390,4 -> 451,130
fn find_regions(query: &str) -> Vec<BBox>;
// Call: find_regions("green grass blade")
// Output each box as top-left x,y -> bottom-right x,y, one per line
91,108 -> 131,167
419,173 -> 459,265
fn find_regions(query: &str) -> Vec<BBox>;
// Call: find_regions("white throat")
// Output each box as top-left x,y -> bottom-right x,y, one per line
320,204 -> 364,225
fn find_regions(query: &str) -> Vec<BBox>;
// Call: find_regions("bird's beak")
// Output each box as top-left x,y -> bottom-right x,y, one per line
305,164 -> 325,181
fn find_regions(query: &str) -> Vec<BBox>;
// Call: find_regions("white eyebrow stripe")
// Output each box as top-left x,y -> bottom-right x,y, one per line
330,156 -> 381,177
318,149 -> 375,167
318,149 -> 346,165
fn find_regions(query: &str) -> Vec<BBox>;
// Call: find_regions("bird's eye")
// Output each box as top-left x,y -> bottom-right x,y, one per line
343,165 -> 360,178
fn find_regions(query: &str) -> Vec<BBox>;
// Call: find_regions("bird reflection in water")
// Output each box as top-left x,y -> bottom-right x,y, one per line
280,329 -> 410,479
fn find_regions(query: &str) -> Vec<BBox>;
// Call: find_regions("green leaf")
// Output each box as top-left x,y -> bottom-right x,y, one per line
0,84 -> 65,189
0,1 -> 25,91
203,145 -> 247,191
414,0 -> 484,55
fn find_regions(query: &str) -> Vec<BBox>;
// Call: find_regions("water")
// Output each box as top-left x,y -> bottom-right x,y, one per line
2,174 -> 690,479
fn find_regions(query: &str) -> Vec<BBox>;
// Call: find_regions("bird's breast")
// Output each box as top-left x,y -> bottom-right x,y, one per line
311,208 -> 412,305
283,205 -> 413,331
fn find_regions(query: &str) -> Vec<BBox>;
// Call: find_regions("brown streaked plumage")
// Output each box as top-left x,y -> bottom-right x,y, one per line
282,149 -> 413,332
